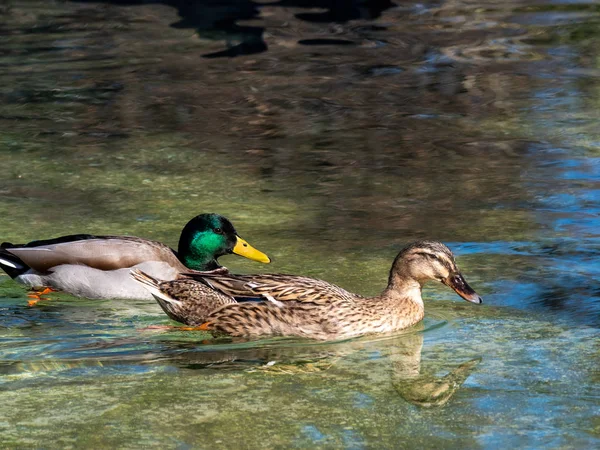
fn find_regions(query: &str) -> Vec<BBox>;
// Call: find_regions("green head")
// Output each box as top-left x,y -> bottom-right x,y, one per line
177,213 -> 270,271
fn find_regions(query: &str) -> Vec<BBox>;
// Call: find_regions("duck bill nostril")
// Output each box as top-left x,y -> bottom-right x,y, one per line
443,273 -> 483,304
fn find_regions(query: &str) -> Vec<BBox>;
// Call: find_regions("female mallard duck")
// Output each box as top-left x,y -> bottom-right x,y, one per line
131,240 -> 482,340
0,213 -> 270,302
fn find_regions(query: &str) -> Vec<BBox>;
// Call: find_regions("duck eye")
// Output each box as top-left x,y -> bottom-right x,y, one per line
214,228 -> 223,234
452,275 -> 464,287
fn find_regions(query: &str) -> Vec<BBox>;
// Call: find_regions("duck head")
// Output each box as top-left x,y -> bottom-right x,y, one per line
389,240 -> 482,304
178,213 -> 270,271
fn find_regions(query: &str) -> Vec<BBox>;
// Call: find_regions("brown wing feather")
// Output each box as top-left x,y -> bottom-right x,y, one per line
188,273 -> 360,305
7,237 -> 183,273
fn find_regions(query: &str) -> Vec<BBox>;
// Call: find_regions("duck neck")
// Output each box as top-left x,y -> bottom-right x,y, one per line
383,270 -> 424,309
178,234 -> 222,271
374,274 -> 425,331
178,248 -> 220,271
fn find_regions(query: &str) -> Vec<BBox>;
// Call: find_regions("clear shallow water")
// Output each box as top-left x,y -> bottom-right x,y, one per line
0,0 -> 599,448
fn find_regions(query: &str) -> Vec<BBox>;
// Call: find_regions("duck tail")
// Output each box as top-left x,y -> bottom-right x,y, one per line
130,269 -> 183,307
0,246 -> 29,279
130,268 -> 160,289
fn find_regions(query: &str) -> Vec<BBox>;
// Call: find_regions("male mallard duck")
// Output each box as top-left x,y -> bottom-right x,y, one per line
131,240 -> 482,340
0,213 -> 270,301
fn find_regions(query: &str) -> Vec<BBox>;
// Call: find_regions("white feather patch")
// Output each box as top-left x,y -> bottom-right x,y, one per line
151,293 -> 183,307
263,293 -> 284,308
0,257 -> 18,269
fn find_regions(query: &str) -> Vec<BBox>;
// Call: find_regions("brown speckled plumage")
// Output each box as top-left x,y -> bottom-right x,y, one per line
131,270 -> 236,324
133,241 -> 482,340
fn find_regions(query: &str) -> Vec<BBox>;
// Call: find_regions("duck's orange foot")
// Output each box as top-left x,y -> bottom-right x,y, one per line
179,326 -> 210,331
27,287 -> 55,306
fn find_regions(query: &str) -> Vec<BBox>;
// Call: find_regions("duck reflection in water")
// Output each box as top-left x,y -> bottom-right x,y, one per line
386,331 -> 481,408
157,328 -> 481,408
1,324 -> 480,408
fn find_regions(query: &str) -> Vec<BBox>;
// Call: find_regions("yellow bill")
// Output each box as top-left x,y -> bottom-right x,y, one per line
233,236 -> 271,263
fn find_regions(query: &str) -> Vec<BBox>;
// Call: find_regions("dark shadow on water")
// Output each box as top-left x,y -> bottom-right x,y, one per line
71,0 -> 397,58
289,0 -> 395,23
533,284 -> 600,328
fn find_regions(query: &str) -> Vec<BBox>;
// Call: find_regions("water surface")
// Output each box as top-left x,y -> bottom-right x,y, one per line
0,0 -> 599,448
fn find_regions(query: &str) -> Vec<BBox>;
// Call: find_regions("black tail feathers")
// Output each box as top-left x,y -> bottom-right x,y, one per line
0,247 -> 29,278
